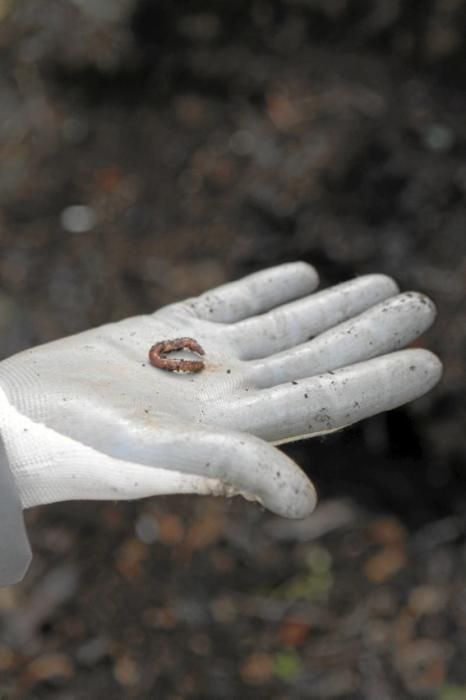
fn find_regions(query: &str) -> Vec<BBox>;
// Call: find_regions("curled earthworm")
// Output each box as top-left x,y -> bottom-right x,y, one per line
149,337 -> 205,373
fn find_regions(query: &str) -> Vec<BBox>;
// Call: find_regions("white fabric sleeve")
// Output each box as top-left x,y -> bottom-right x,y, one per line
0,388 -> 32,586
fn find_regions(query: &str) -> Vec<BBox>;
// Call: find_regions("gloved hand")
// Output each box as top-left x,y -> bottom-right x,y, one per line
0,262 -> 441,523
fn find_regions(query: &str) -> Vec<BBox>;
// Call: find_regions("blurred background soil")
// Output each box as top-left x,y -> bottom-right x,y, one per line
0,1 -> 465,697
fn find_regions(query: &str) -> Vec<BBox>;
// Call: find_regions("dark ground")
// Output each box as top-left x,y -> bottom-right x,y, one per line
0,1 -> 465,697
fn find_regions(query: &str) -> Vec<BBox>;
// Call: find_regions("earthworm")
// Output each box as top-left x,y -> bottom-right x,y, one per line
149,337 -> 205,373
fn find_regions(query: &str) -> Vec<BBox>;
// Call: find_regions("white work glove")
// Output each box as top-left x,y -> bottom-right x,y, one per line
0,262 -> 441,519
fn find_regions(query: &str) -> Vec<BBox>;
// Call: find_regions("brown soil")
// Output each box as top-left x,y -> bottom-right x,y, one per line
0,1 -> 465,697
